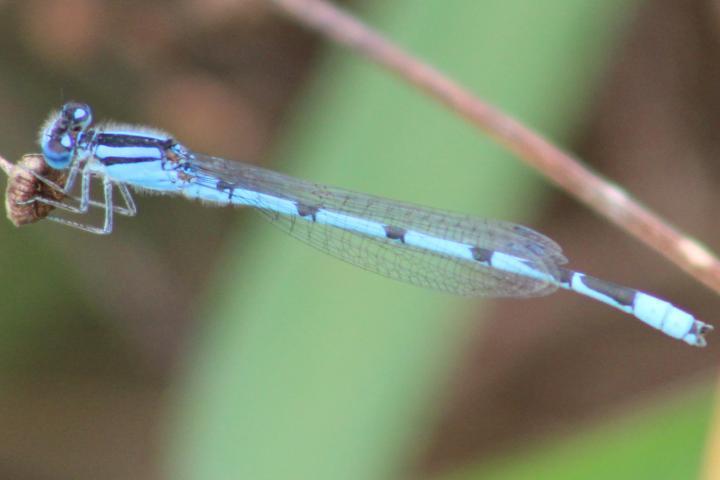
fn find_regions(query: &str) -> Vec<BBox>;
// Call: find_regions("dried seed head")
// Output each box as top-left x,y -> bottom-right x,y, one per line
5,154 -> 67,226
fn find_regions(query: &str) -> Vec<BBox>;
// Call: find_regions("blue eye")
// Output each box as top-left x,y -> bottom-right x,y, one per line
39,102 -> 93,169
41,130 -> 74,168
63,102 -> 92,128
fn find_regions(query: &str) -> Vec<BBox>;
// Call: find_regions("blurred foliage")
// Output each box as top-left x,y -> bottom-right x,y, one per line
442,385 -> 712,480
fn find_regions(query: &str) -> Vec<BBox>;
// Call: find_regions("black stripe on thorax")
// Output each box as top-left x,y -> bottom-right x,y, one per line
102,156 -> 159,166
95,133 -> 175,166
96,133 -> 173,148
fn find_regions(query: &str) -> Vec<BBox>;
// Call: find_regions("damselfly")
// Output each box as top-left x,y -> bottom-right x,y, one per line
11,102 -> 712,346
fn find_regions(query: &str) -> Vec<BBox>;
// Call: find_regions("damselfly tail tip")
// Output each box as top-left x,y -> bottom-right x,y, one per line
689,321 -> 713,348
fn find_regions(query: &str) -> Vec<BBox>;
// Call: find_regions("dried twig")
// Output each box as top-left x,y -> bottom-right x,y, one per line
269,0 -> 720,294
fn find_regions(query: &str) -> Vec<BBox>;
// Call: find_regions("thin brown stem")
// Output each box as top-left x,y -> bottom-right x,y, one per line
270,0 -> 720,294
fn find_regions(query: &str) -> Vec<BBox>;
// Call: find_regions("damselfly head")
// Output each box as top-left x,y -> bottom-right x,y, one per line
39,102 -> 93,170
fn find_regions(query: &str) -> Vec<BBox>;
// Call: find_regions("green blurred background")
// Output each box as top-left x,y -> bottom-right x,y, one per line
0,1 -> 719,479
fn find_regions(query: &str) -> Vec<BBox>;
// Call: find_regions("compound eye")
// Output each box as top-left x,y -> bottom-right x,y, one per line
39,102 -> 93,170
62,102 -> 93,129
42,131 -> 74,169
